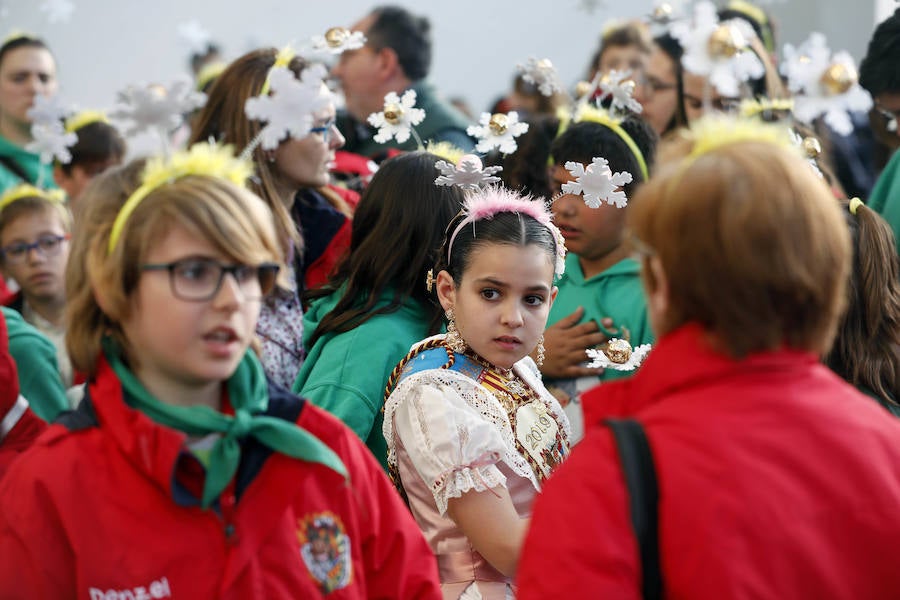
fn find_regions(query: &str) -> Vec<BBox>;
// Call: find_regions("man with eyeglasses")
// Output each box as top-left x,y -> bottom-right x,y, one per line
331,5 -> 473,159
861,8 -> 900,255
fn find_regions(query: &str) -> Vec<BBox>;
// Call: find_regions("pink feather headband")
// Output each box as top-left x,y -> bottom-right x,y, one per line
446,186 -> 567,278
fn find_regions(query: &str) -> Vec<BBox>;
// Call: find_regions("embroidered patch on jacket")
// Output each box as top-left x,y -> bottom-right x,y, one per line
297,511 -> 353,593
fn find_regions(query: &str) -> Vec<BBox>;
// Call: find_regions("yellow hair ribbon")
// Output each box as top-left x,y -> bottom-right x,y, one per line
425,141 -> 466,166
0,184 -> 65,213
107,143 -> 253,254
572,104 -> 649,180
686,114 -> 795,160
64,110 -> 110,134
738,97 -> 794,120
849,197 -> 864,215
666,115 -> 797,194
260,46 -> 296,96
195,61 -> 226,92
727,0 -> 767,27
2,30 -> 36,46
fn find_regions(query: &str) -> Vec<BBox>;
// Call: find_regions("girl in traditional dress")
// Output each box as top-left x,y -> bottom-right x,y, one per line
383,186 -> 571,599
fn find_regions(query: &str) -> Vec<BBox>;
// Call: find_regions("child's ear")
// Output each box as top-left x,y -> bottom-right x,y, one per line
89,270 -> 121,321
435,270 -> 456,313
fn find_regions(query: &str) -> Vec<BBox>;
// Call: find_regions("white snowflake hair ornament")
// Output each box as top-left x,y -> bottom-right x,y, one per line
367,90 -> 426,146
25,95 -> 75,181
177,19 -> 213,55
40,0 -> 74,23
780,32 -> 872,136
446,186 -> 566,279
670,1 -> 765,98
561,157 -> 634,209
467,111 -> 530,155
597,69 -> 644,116
243,60 -> 333,155
434,154 -> 502,191
517,57 -> 564,97
110,79 -> 206,139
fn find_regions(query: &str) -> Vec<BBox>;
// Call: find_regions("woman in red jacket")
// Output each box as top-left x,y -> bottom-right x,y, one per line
0,144 -> 440,599
518,116 -> 900,599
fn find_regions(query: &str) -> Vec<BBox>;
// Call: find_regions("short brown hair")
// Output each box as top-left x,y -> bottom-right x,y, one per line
629,131 -> 851,358
0,196 -> 72,253
65,160 -> 283,376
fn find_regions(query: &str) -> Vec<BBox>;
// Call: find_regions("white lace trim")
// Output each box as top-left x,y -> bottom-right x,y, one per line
434,463 -> 508,516
387,368 -> 538,486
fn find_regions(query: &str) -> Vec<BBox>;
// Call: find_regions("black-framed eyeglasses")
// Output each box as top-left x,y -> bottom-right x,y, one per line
141,258 -> 280,302
310,119 -> 337,143
0,234 -> 70,264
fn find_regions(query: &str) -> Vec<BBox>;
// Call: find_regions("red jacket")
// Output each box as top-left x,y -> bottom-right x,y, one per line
0,309 -> 46,478
518,323 -> 900,599
0,357 -> 440,599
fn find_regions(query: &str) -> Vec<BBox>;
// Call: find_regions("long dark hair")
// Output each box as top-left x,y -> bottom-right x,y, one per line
306,151 -> 465,345
826,201 -> 900,407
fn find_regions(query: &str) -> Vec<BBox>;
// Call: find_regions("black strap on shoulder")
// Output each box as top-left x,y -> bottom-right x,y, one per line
0,155 -> 31,184
54,395 -> 99,431
605,418 -> 664,600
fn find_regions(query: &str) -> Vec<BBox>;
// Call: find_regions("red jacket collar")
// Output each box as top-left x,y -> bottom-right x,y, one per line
88,355 -> 187,497
582,322 -> 819,425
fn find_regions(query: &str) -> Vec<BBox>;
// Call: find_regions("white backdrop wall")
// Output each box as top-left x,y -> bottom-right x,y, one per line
6,0 -> 880,154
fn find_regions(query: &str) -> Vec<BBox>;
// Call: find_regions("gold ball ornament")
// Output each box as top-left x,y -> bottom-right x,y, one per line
605,338 -> 633,364
707,24 -> 747,59
652,2 -> 673,21
383,103 -> 404,125
575,80 -> 594,99
620,79 -> 637,96
489,113 -> 509,135
324,27 -> 350,48
802,136 -> 822,159
819,62 -> 857,96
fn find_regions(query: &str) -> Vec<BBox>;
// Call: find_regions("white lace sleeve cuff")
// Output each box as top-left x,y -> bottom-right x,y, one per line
393,382 -> 508,515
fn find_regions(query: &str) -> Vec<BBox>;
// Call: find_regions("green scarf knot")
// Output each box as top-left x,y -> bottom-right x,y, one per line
102,338 -> 348,508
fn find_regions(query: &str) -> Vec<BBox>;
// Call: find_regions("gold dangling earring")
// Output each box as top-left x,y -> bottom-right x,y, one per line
445,309 -> 466,353
536,334 -> 546,368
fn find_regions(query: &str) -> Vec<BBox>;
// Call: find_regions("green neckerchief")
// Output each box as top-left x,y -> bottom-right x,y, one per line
102,338 -> 348,508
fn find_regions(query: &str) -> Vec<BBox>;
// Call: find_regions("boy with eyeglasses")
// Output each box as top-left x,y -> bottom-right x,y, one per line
0,184 -> 74,394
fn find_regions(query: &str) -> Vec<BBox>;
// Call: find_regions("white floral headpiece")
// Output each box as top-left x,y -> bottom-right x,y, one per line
367,90 -> 426,146
670,1 -> 765,98
310,27 -> 366,55
243,62 -> 333,155
780,32 -> 872,136
517,57 -> 564,97
467,112 -> 529,155
587,339 -> 651,371
434,154 -> 502,191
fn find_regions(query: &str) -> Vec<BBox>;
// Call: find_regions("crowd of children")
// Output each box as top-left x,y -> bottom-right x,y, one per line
3,1 -> 900,598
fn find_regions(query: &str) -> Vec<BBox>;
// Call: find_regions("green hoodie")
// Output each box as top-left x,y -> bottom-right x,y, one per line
3,307 -> 67,422
0,135 -> 55,193
545,254 -> 653,393
293,288 -> 433,471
